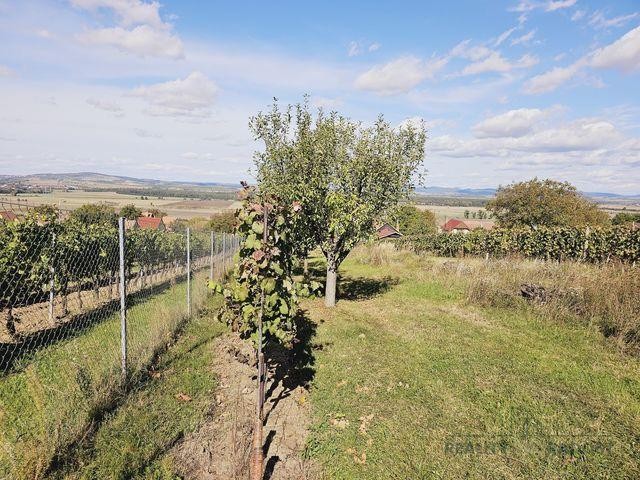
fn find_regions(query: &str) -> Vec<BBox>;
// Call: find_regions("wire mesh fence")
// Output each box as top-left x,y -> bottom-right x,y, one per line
0,200 -> 239,478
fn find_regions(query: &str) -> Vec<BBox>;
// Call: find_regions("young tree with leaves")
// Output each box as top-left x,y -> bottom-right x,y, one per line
250,99 -> 426,306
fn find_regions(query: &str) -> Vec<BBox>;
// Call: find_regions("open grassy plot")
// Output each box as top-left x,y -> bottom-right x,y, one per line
0,270 -> 210,479
303,249 -> 640,479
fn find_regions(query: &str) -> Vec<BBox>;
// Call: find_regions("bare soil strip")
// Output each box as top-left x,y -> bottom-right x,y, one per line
171,332 -> 318,480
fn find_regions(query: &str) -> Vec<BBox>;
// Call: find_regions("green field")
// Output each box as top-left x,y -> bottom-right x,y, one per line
302,249 -> 640,479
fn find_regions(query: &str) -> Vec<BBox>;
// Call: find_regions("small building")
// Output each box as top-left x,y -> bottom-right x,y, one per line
442,218 -> 495,233
0,211 -> 18,222
137,216 -> 166,231
376,223 -> 403,239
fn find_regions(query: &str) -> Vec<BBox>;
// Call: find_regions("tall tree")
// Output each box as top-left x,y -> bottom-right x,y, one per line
486,178 -> 609,228
69,204 -> 117,226
120,203 -> 142,220
385,204 -> 436,235
250,99 -> 426,306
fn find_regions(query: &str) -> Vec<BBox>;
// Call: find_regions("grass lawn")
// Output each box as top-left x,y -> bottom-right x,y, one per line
55,297 -> 226,479
303,249 -> 640,479
0,270 -> 210,479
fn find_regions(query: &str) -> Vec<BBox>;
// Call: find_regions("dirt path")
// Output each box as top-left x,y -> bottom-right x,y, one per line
171,332 -> 318,480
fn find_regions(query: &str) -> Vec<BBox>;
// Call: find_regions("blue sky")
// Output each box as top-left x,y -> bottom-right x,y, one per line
1,0 -> 639,193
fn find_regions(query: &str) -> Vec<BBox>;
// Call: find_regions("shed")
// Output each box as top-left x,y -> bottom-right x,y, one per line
376,223 -> 403,239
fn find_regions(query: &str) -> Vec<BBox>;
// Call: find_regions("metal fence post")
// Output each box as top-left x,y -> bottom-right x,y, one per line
187,227 -> 191,317
48,233 -> 56,323
210,231 -> 215,281
118,217 -> 127,382
222,232 -> 227,273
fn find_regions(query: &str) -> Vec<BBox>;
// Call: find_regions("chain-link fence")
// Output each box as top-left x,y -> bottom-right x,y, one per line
0,200 -> 239,478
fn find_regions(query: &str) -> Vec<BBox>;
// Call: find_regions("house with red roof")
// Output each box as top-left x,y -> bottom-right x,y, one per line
442,218 -> 495,233
136,216 -> 166,231
376,223 -> 402,239
0,211 -> 18,222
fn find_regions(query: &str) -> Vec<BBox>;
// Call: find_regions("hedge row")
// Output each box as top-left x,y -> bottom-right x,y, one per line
392,226 -> 640,263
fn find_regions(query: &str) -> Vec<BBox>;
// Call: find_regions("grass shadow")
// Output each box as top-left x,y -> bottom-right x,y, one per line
337,275 -> 399,301
295,255 -> 399,303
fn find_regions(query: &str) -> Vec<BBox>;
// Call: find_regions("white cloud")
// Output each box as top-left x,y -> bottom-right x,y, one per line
511,0 -> 576,13
590,25 -> 640,72
70,0 -> 165,29
430,117 -> 629,163
311,96 -> 344,109
354,55 -> 448,95
450,40 -> 492,61
72,0 -> 184,59
0,65 -> 14,77
523,60 -> 584,93
77,25 -> 184,59
494,27 -> 517,47
35,29 -> 54,38
348,41 -> 360,57
526,26 -> 640,94
129,71 -> 218,117
510,1 -> 536,13
461,52 -> 538,75
408,75 -> 516,107
397,116 -> 425,132
86,97 -> 124,114
571,9 -> 586,21
588,11 -> 638,29
472,108 -> 549,138
348,41 -> 380,56
545,0 -> 577,12
511,29 -> 536,46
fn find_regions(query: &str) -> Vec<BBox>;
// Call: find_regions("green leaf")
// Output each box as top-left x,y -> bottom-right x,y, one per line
252,222 -> 264,235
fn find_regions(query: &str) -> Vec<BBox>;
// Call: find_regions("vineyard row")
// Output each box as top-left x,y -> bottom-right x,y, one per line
392,225 -> 640,263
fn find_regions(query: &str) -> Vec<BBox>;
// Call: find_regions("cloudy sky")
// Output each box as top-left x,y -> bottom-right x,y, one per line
1,0 -> 639,194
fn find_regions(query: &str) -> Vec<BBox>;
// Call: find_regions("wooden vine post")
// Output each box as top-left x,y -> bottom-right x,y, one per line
250,202 -> 269,480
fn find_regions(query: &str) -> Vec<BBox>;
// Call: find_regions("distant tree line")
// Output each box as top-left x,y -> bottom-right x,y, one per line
86,187 -> 238,200
412,195 -> 488,207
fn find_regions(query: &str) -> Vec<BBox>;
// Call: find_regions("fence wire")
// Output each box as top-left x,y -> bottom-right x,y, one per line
0,200 -> 240,478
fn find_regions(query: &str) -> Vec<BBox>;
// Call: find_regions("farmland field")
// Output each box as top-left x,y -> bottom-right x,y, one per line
415,203 -> 489,222
1,191 -> 241,218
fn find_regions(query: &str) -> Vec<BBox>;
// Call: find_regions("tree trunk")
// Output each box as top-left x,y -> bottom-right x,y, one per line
303,257 -> 309,279
325,262 -> 338,307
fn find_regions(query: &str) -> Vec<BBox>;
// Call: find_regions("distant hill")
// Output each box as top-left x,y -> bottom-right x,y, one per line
2,172 -> 639,203
417,186 -> 640,203
1,172 -> 238,190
